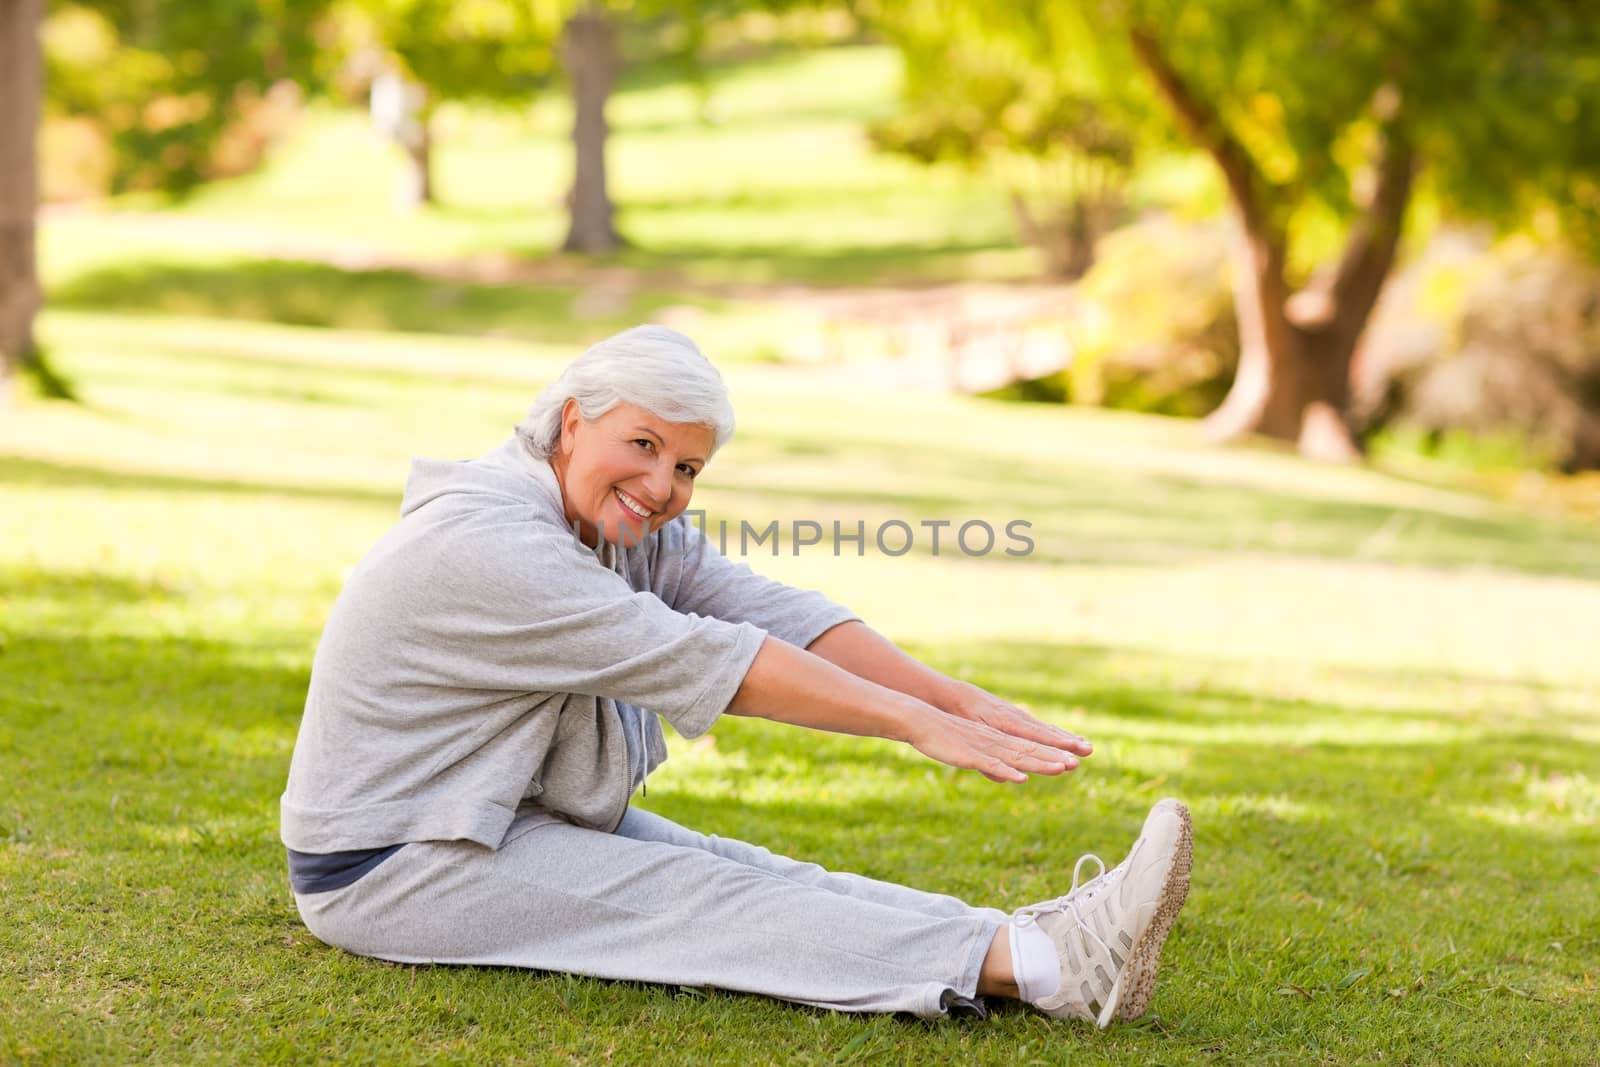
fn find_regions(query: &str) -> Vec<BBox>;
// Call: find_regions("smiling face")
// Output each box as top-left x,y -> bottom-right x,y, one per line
549,399 -> 713,549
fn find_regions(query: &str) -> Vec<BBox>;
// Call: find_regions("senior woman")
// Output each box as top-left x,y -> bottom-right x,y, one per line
281,325 -> 1192,1025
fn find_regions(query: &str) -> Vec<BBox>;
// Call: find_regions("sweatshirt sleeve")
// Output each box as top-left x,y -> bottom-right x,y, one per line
653,515 -> 861,651
404,520 -> 766,739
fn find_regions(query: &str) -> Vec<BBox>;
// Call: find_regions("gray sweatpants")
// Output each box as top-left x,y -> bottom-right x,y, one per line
294,807 -> 1008,1017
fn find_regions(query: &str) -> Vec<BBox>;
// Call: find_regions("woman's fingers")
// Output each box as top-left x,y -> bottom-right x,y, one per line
1034,724 -> 1093,755
950,683 -> 1093,755
979,756 -> 1026,783
982,703 -> 1094,755
908,708 -> 1086,782
1009,747 -> 1079,773
954,722 -> 1080,780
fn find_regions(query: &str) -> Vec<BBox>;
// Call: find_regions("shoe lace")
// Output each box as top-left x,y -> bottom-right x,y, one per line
1012,853 -> 1126,960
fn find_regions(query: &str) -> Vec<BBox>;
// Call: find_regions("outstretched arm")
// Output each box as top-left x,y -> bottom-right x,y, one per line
727,634 -> 1082,784
804,620 -> 1094,758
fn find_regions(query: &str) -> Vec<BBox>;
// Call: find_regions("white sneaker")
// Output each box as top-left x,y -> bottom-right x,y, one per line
1013,797 -> 1193,1027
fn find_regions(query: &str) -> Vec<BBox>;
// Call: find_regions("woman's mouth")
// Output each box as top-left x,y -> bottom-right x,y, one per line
613,487 -> 655,520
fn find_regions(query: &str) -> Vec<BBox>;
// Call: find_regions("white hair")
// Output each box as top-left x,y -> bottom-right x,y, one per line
516,325 -> 735,460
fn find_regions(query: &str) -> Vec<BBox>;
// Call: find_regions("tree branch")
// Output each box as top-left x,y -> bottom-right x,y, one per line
1129,25 -> 1274,240
1292,90 -> 1415,334
1330,114 -> 1414,320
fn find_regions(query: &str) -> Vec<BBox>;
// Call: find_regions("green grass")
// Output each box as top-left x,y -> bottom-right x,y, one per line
4,308 -> 1599,1065
47,257 -> 731,346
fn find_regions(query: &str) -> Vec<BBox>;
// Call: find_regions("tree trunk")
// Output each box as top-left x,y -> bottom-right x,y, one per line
0,0 -> 43,405
1009,192 -> 1098,281
1202,214 -> 1364,462
398,111 -> 433,211
1204,134 -> 1413,462
561,5 -> 623,254
370,69 -> 434,210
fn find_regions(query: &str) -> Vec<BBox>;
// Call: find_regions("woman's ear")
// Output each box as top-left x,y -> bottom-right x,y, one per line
559,397 -> 581,455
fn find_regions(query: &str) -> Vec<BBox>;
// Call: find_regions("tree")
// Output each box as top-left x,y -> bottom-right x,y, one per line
43,0 -> 332,194
337,0 -> 556,210
872,7 -> 1137,278
349,1 -> 846,252
368,67 -> 437,209
0,0 -> 42,403
341,0 -> 633,250
886,1 -> 1600,460
554,2 -> 854,254
1121,5 -> 1418,462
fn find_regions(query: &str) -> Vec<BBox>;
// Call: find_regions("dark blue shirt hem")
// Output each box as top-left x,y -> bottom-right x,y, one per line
287,844 -> 405,894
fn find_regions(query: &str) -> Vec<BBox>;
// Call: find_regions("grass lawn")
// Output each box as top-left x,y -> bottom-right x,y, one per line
3,307 -> 1598,1065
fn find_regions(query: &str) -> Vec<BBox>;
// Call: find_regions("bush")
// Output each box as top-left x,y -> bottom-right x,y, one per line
1355,233 -> 1600,472
993,215 -> 1237,416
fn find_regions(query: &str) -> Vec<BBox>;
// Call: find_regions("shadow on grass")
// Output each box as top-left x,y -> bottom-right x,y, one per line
676,636 -> 1598,850
3,629 -> 308,733
604,237 -> 1019,288
21,343 -> 80,402
709,440 -> 1600,580
0,456 -> 399,509
50,259 -> 713,343
929,640 -> 1598,723
0,565 -> 185,608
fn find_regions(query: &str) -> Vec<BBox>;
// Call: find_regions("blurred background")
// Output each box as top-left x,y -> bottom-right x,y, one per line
4,0 -> 1599,486
2,4 -> 1599,1062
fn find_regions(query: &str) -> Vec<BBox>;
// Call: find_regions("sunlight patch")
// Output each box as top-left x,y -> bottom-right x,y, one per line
1194,793 -> 1326,824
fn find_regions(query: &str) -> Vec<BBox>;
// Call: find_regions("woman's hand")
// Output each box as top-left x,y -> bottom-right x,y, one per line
943,680 -> 1094,761
729,635 -> 1091,784
902,706 -> 1082,783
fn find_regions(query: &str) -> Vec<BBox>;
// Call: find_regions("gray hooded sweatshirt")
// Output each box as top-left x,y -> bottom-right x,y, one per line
280,437 -> 858,853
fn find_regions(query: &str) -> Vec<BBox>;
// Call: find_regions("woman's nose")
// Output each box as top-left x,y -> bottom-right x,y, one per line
641,462 -> 672,505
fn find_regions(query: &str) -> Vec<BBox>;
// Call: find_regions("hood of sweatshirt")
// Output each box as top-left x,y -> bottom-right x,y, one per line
398,437 -> 565,521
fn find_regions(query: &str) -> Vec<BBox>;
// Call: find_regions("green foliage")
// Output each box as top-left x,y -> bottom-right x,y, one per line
871,2 -> 1151,275
43,0 -> 331,193
879,0 -> 1600,265
1399,0 -> 1600,258
1355,237 -> 1600,472
1123,0 -> 1600,253
875,0 -> 1171,152
870,30 -> 1134,171
985,218 -> 1237,415
1370,424 -> 1563,475
328,0 -> 824,114
332,0 -> 557,105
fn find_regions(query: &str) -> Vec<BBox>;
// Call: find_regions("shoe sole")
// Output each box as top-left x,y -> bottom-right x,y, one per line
1098,799 -> 1193,1026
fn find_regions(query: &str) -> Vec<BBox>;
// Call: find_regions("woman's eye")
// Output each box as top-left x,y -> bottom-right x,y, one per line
677,465 -> 698,479
634,439 -> 655,452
